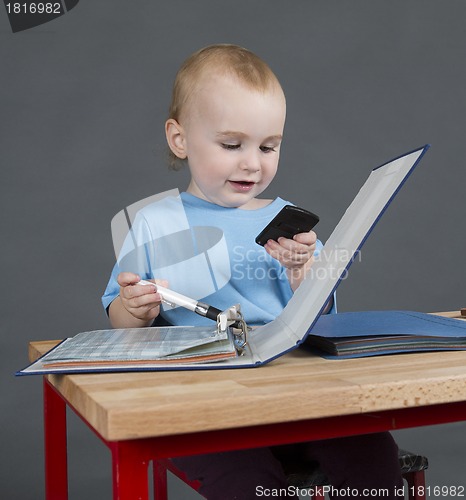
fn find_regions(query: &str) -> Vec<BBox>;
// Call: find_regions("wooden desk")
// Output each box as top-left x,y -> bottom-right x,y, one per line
30,311 -> 466,499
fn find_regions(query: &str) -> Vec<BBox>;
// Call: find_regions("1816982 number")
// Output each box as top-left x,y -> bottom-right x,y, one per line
5,3 -> 62,14
409,485 -> 465,497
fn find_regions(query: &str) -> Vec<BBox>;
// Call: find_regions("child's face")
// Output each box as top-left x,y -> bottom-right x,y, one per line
176,75 -> 286,209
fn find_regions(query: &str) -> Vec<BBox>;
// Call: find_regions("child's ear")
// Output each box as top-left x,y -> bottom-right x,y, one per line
165,119 -> 187,159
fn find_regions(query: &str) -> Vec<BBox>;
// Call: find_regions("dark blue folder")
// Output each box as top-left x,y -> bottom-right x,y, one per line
306,311 -> 466,358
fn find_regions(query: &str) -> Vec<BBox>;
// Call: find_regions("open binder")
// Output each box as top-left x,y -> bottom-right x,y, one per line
18,145 -> 436,375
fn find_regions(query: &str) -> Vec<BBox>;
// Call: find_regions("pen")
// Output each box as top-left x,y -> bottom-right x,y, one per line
137,280 -> 222,322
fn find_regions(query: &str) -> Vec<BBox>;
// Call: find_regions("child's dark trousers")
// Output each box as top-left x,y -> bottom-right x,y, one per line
172,432 -> 404,499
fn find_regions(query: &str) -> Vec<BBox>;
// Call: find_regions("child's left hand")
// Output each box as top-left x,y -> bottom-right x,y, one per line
264,231 -> 317,291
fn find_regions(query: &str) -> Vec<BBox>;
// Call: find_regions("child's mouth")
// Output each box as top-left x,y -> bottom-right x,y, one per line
229,180 -> 255,192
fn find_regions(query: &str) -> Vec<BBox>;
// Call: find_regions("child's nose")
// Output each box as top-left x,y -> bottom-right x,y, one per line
239,149 -> 261,172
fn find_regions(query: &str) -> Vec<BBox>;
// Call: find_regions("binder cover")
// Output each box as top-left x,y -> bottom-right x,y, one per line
18,145 -> 432,375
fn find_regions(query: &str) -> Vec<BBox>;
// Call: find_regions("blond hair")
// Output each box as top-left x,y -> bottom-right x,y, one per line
167,44 -> 283,169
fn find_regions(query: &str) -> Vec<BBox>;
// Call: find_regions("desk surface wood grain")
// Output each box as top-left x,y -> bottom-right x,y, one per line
29,311 -> 466,441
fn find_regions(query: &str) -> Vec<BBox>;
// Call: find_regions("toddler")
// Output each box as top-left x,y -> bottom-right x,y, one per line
102,44 -> 403,499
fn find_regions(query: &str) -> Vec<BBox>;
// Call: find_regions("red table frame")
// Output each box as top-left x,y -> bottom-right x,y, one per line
43,377 -> 466,500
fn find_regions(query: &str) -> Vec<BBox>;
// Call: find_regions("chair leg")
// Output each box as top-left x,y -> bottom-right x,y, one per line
403,470 -> 426,500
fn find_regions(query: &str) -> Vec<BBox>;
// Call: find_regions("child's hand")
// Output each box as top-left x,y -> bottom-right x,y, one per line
117,272 -> 168,322
264,231 -> 317,291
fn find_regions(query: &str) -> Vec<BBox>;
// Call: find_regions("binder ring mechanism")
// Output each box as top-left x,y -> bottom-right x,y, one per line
217,304 -> 249,355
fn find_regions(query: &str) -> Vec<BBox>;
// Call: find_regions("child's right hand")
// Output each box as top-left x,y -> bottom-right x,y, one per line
117,272 -> 168,322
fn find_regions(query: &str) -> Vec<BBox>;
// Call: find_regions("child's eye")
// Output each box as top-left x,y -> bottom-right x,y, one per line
260,146 -> 276,153
221,143 -> 241,150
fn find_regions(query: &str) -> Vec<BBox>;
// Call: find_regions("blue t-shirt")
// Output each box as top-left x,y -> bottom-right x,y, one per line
102,192 -> 326,326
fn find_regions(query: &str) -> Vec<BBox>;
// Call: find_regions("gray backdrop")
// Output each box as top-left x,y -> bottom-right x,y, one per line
1,1 -> 465,499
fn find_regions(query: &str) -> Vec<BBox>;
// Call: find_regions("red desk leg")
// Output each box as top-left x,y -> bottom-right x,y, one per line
110,441 -> 150,500
43,378 -> 68,500
153,460 -> 169,500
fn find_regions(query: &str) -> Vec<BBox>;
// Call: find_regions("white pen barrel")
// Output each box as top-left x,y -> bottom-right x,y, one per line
137,280 -> 225,321
156,285 -> 198,312
137,280 -> 197,312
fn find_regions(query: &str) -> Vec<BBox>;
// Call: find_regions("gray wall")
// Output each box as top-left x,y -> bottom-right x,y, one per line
1,1 -> 465,498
